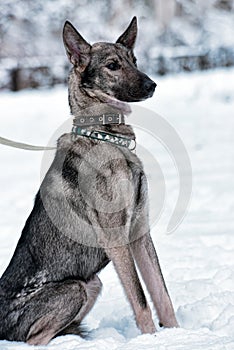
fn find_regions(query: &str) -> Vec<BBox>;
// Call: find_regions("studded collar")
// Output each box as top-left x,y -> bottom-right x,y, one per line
71,126 -> 136,150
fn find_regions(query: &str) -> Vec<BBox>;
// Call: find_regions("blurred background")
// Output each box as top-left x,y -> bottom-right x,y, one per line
1,0 -> 234,91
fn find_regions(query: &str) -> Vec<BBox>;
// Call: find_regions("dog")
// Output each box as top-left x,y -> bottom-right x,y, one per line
0,17 -> 178,345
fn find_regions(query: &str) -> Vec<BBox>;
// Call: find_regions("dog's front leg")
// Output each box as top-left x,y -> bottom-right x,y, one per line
105,245 -> 156,334
131,233 -> 179,328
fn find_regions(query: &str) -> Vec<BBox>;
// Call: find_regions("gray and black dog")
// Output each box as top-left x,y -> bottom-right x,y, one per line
0,17 -> 178,345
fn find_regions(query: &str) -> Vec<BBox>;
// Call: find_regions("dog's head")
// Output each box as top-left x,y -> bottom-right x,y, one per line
63,17 -> 156,103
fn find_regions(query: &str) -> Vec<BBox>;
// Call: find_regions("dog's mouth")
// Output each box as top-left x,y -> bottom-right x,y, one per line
83,77 -> 156,114
116,79 -> 157,103
121,88 -> 156,102
136,88 -> 156,101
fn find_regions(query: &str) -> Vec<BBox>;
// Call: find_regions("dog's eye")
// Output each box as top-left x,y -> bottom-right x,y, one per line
106,62 -> 121,71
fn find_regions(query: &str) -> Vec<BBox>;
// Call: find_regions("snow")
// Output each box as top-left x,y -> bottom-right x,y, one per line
0,67 -> 234,349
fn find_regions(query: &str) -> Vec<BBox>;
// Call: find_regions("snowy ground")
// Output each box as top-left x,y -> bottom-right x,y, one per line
0,68 -> 234,349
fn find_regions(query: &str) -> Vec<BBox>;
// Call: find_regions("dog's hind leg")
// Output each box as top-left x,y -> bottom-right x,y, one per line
130,233 -> 179,328
106,245 -> 156,334
56,275 -> 102,337
24,278 -> 98,345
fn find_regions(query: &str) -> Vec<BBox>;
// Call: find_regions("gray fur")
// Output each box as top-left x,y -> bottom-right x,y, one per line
0,17 -> 178,345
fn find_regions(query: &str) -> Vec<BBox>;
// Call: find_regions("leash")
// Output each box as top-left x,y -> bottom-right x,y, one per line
0,136 -> 56,151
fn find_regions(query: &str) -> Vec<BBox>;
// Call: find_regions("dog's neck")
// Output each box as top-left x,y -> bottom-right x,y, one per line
68,70 -> 134,137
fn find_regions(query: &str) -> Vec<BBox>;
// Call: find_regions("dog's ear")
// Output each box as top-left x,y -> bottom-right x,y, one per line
63,21 -> 91,71
116,17 -> 137,50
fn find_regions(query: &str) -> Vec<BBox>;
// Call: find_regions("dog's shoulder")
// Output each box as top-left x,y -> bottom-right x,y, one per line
54,132 -> 146,187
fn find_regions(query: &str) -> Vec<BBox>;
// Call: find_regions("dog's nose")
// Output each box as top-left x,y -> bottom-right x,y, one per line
144,80 -> 157,93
